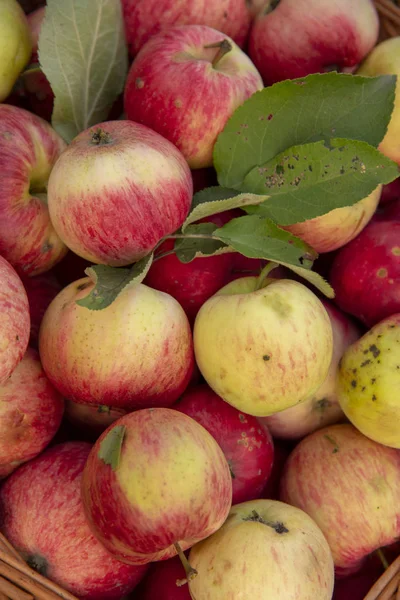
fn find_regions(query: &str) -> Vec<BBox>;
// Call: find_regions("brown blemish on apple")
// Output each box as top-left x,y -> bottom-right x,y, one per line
263,354 -> 271,361
26,554 -> 48,577
220,367 -> 227,380
174,99 -> 183,108
135,77 -> 144,89
41,240 -> 53,253
377,268 -> 388,278
238,413 -> 247,423
223,560 -> 233,571
392,247 -> 400,256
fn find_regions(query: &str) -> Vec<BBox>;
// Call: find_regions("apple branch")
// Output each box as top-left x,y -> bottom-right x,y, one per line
174,542 -> 198,587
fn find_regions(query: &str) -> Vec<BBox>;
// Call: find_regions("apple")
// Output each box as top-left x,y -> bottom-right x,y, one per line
0,441 -> 149,598
247,0 -> 267,18
282,186 -> 382,254
248,0 -> 379,85
337,313 -> 400,448
357,37 -> 400,165
47,120 -> 193,266
261,439 -> 293,500
0,255 -> 30,384
124,25 -> 263,169
21,271 -> 61,347
121,0 -> 252,56
26,5 -> 44,63
39,276 -> 194,410
329,219 -> 400,327
280,423 -> 400,574
0,0 -> 32,102
0,104 -> 67,275
52,250 -> 92,288
81,408 -> 232,565
378,198 -> 400,221
193,276 -> 333,417
260,301 -> 360,440
0,347 -> 64,478
380,177 -> 400,205
174,384 -> 275,504
188,499 -> 334,599
134,556 -> 190,600
191,167 -> 218,193
332,555 -> 384,600
64,400 -> 126,440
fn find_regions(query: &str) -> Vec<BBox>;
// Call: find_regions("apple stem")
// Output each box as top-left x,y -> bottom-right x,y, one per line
376,548 -> 390,570
255,261 -> 280,290
91,128 -> 112,145
204,39 -> 233,67
174,542 -> 198,587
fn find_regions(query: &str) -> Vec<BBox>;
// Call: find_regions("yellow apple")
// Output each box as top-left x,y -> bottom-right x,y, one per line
193,276 -> 333,417
357,37 -> 400,165
337,313 -> 400,448
0,0 -> 32,102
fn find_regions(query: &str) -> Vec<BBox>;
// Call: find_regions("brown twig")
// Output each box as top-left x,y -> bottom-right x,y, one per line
364,555 -> 400,599
0,575 -> 33,600
0,563 -> 61,600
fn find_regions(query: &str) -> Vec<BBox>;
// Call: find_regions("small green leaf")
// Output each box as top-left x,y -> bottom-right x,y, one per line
76,253 -> 154,310
241,139 -> 399,225
214,72 -> 397,189
214,216 -> 316,267
182,186 -> 269,232
98,425 -> 126,470
277,262 -> 335,299
174,223 -> 228,263
38,0 -> 128,143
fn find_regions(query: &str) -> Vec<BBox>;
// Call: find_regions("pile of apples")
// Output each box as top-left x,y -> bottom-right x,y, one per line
0,0 -> 400,599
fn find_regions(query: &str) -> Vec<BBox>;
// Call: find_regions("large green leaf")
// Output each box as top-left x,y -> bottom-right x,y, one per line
214,72 -> 397,189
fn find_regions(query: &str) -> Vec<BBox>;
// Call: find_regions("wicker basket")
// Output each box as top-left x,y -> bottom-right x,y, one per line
0,1 -> 399,599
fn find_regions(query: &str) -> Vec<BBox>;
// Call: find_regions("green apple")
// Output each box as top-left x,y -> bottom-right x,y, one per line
0,0 -> 32,102
193,276 -> 333,417
357,37 -> 400,165
337,313 -> 400,448
188,499 -> 334,599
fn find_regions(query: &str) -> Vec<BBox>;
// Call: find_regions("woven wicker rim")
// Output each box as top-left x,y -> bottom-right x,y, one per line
0,1 -> 399,599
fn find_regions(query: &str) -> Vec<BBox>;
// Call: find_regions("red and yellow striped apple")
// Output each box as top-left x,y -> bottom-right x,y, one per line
194,276 -> 333,417
81,408 -> 232,565
0,347 -> 64,478
124,25 -> 263,169
47,120 -> 193,266
0,255 -> 30,384
0,105 -> 67,275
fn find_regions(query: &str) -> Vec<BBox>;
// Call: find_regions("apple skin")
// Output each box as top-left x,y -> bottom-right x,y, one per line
21,271 -> 61,347
52,250 -> 92,288
188,499 -> 334,600
337,314 -> 400,448
124,25 -> 263,169
47,120 -> 193,266
0,441 -> 149,599
81,408 -> 232,565
248,0 -> 379,85
282,186 -> 381,254
26,5 -> 44,62
261,439 -> 293,500
378,198 -> 400,221
0,255 -> 30,384
332,555 -> 384,600
0,0 -> 32,102
133,556 -> 190,600
260,301 -> 360,440
121,0 -> 251,56
380,177 -> 400,205
280,423 -> 400,575
0,347 -> 64,478
0,104 -> 67,276
39,277 -> 194,410
64,400 -> 127,440
194,276 -> 333,417
329,219 -> 400,327
358,37 -> 400,165
174,384 -> 275,504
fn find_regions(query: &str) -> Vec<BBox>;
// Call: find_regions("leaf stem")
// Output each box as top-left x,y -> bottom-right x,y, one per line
152,250 -> 176,263
165,233 -> 221,241
174,542 -> 198,587
255,261 -> 280,290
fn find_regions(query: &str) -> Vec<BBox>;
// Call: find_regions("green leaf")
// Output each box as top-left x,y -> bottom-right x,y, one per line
182,186 -> 269,232
241,139 -> 399,225
214,216 -> 316,267
38,0 -> 128,143
174,223 -> 229,263
277,262 -> 335,299
76,253 -> 154,310
98,425 -> 126,470
214,72 -> 397,189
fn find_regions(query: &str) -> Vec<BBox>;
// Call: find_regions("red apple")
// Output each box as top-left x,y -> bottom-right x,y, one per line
0,442 -> 149,598
81,408 -> 232,565
280,423 -> 400,575
39,277 -> 194,410
0,104 -> 67,275
248,0 -> 379,84
376,198 -> 400,222
0,347 -> 64,478
134,556 -> 190,600
21,271 -> 61,347
47,120 -> 193,266
329,219 -> 400,327
0,255 -> 30,384
191,167 -> 218,193
174,384 -> 274,504
124,25 -> 263,169
26,6 -> 45,62
261,439 -> 293,500
380,177 -> 400,205
52,250 -> 92,288
121,0 -> 252,56
332,555 -> 384,600
64,400 -> 126,440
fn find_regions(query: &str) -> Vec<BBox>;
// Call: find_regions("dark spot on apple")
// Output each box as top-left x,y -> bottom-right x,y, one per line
263,355 -> 271,361
352,368 -> 357,374
15,335 -> 19,341
41,240 -> 53,253
315,398 -> 331,411
228,461 -> 236,479
371,378 -> 376,384
223,10 -> 228,17
26,554 -> 48,577
238,413 -> 246,423
377,268 -> 388,278
265,0 -> 280,14
362,386 -> 366,392
361,359 -> 371,367
324,434 -> 339,453
351,380 -> 357,388
77,282 -> 91,291
372,395 -> 377,401
135,77 -> 144,89
392,247 -> 400,256
224,560 -> 232,571
369,344 -> 380,358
